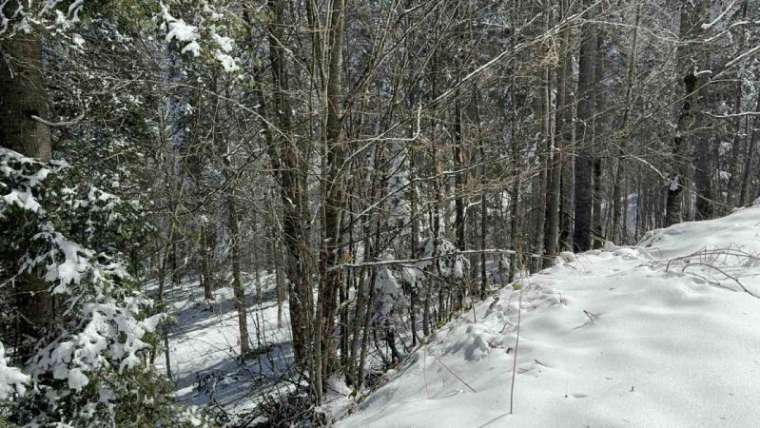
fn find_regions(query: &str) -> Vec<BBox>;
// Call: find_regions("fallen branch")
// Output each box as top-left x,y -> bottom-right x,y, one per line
681,262 -> 760,299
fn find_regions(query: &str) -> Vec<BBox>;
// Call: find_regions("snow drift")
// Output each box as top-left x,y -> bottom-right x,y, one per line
338,206 -> 760,427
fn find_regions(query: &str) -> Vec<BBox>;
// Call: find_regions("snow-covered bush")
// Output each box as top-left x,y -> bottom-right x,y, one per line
417,237 -> 470,280
372,259 -> 408,325
0,148 -> 207,426
0,342 -> 28,401
0,0 -> 84,38
159,1 -> 241,73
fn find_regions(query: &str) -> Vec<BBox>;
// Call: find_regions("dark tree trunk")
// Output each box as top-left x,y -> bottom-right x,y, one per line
740,93 -> 760,206
223,159 -> 251,358
266,0 -> 313,371
667,0 -> 710,225
574,1 -> 597,252
544,20 -> 571,267
0,29 -> 54,359
315,0 -> 347,398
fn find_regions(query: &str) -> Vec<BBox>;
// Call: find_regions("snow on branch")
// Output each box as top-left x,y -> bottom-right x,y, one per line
159,1 -> 240,72
701,0 -> 740,31
0,341 -> 29,400
331,248 -> 545,272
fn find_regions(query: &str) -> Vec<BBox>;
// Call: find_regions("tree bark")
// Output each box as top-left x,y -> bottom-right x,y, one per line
667,0 -> 710,225
1,29 -> 54,359
611,4 -> 641,243
266,0 -> 313,371
315,0 -> 347,398
544,15 -> 571,266
740,93 -> 760,206
592,26 -> 606,249
223,158 -> 251,357
574,1 -> 597,252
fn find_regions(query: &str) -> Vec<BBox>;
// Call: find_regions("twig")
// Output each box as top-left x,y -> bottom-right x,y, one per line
682,262 -> 760,299
435,357 -> 477,393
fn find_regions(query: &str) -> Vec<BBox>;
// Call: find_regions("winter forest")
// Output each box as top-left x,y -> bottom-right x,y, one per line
2,0 -> 760,426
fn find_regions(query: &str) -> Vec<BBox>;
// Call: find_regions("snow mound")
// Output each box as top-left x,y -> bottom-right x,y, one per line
339,206 -> 760,428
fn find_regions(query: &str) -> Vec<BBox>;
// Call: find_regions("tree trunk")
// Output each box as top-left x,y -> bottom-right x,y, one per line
726,0 -> 749,208
223,159 -> 251,357
544,18 -> 571,266
266,0 -> 313,371
611,4 -> 641,243
1,29 -> 54,359
315,0 -> 347,398
667,0 -> 710,225
574,1 -> 597,252
508,95 -> 521,282
592,24 -> 606,249
740,93 -> 760,206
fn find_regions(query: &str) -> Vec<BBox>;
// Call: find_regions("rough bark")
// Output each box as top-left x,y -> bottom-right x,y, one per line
574,1 -> 597,252
223,159 -> 251,357
611,4 -> 641,244
592,26 -> 606,249
740,93 -> 760,206
266,0 -> 313,371
544,20 -> 570,267
667,0 -> 710,225
316,0 -> 347,397
0,29 -> 54,359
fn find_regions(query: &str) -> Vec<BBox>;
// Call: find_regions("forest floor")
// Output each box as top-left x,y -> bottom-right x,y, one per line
338,205 -> 760,428
154,272 -> 294,425
153,205 -> 760,427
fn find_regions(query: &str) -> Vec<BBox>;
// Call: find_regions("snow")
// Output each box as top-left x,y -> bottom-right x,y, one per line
165,20 -> 199,44
2,189 -> 41,212
0,342 -> 29,400
374,264 -> 405,323
182,41 -> 201,57
338,206 -> 760,428
161,3 -> 201,57
154,273 -> 294,420
214,51 -> 239,73
67,368 -> 89,391
213,34 -> 234,53
668,175 -> 680,191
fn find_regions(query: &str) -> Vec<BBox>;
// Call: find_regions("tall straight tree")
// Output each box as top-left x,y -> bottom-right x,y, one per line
315,0 -> 347,400
666,0 -> 710,225
611,3 -> 642,243
544,1 -> 572,267
0,27 -> 54,358
266,0 -> 314,371
574,0 -> 597,252
592,19 -> 607,249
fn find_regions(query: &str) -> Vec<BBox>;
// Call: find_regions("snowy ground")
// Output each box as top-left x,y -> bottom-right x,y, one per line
154,273 -> 294,423
338,206 -> 760,427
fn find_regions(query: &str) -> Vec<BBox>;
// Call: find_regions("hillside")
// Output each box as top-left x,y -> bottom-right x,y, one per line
338,206 -> 760,428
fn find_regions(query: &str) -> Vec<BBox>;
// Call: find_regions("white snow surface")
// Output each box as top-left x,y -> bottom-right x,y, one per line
339,206 -> 760,428
155,273 -> 293,419
0,342 -> 29,400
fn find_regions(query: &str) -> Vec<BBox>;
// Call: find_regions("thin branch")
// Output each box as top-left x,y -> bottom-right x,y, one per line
30,112 -> 85,128
330,248 -> 547,272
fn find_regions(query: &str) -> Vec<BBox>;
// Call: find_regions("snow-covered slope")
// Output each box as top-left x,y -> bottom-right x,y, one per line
339,207 -> 760,428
